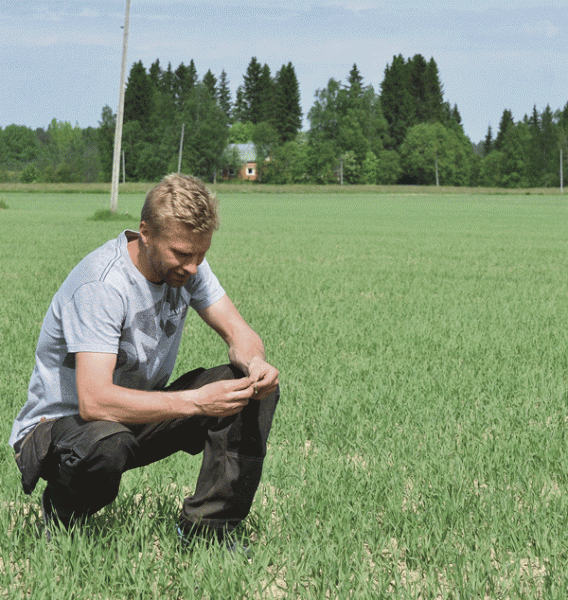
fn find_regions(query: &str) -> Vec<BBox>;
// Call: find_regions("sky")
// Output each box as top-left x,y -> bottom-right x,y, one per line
1,0 -> 567,143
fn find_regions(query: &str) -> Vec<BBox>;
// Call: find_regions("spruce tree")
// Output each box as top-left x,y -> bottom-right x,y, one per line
273,63 -> 302,142
445,104 -> 464,134
188,60 -> 198,85
494,109 -> 514,151
347,64 -> 364,101
218,70 -> 232,122
527,105 -> 542,185
483,125 -> 493,156
424,58 -> 444,123
148,59 -> 162,88
174,61 -> 198,109
540,104 -> 556,175
258,63 -> 275,124
203,70 -> 218,100
233,86 -> 247,123
161,63 -> 175,96
380,54 -> 416,148
559,101 -> 568,134
408,54 -> 429,122
242,57 -> 264,123
124,61 -> 154,127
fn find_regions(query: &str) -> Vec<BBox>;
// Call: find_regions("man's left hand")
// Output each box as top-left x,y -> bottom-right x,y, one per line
246,356 -> 279,400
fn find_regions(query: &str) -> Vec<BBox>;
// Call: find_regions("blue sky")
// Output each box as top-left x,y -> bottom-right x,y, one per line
1,0 -> 566,143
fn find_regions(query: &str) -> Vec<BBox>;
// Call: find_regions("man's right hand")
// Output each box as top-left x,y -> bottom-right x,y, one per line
188,377 -> 256,417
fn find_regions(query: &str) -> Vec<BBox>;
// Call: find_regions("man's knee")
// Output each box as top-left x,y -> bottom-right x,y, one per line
48,417 -> 138,486
50,430 -> 137,512
88,431 -> 138,478
167,364 -> 245,391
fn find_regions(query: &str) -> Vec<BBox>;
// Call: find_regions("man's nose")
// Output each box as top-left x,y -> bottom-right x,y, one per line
183,261 -> 198,276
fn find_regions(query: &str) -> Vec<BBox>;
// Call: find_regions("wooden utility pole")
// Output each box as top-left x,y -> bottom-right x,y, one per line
110,0 -> 131,213
177,123 -> 185,173
561,148 -> 564,194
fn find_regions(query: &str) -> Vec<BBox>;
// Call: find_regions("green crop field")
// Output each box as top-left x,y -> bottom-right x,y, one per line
2,189 -> 568,598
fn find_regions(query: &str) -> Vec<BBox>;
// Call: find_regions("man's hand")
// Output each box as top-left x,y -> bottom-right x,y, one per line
246,356 -> 279,400
197,295 -> 279,401
190,377 -> 257,417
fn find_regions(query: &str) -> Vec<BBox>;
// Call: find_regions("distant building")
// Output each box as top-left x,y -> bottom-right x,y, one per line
223,143 -> 258,181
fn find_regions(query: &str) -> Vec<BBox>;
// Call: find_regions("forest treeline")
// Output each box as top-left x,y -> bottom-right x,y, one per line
1,54 -> 567,187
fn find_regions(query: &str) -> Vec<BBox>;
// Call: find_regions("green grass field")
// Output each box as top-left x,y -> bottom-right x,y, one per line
2,189 -> 568,598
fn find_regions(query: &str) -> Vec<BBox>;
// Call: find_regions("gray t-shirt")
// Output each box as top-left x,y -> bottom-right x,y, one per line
9,230 -> 225,448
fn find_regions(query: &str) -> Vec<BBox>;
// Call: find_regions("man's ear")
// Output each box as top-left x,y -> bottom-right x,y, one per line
139,221 -> 151,245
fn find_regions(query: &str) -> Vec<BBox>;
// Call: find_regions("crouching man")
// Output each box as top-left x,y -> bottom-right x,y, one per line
9,173 -> 279,545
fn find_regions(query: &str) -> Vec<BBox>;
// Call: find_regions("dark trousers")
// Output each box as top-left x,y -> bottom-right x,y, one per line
41,364 -> 279,534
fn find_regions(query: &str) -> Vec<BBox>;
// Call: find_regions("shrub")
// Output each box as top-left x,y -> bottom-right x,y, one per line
54,163 -> 73,183
87,209 -> 136,222
21,164 -> 40,183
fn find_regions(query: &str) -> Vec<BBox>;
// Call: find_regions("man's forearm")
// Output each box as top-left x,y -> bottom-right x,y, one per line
227,330 -> 266,376
226,330 -> 278,401
78,384 -> 199,424
196,294 -> 278,397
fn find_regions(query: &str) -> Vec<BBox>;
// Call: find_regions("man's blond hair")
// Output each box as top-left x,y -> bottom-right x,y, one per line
141,174 -> 220,235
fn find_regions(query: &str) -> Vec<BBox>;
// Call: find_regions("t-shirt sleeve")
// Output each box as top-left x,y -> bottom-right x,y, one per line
61,281 -> 125,354
189,259 -> 225,312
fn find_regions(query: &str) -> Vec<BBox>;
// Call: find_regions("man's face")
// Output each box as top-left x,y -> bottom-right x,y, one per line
139,219 -> 212,288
